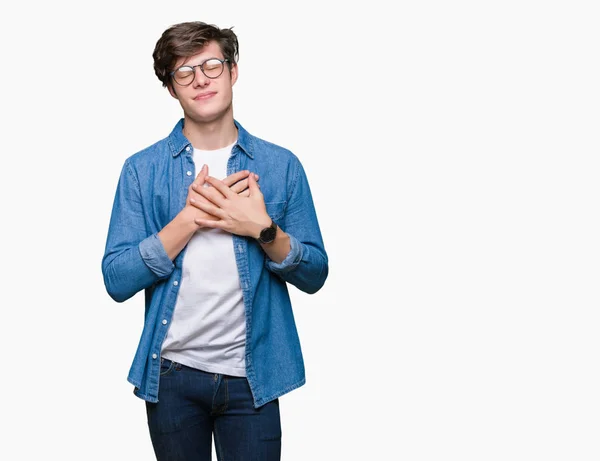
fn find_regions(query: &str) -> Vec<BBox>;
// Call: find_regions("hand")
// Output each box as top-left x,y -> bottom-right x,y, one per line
185,165 -> 260,224
190,173 -> 271,238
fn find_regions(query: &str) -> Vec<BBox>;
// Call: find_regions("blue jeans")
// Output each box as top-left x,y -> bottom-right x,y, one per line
145,358 -> 282,461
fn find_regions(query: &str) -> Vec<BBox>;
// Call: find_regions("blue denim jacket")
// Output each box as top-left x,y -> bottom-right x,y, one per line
102,119 -> 328,407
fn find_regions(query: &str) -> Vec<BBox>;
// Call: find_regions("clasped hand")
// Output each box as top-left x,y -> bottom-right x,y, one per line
186,164 -> 271,238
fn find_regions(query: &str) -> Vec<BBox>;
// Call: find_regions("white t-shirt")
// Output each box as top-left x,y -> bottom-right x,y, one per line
161,141 -> 247,377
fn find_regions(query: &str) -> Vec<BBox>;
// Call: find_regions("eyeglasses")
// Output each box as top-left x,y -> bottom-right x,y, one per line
169,58 -> 230,86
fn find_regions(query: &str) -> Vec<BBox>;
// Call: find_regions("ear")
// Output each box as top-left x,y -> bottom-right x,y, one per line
230,62 -> 238,86
167,84 -> 178,99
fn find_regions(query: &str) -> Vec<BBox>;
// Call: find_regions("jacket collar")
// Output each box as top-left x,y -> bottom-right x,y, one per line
168,118 -> 254,159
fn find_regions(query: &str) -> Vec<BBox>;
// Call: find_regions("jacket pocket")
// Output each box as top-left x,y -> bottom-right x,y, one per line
265,201 -> 287,223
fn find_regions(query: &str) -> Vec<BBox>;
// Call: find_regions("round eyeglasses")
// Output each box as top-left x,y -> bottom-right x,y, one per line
170,58 -> 230,86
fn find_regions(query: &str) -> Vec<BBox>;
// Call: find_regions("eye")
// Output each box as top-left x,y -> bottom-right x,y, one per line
175,67 -> 194,78
203,59 -> 221,71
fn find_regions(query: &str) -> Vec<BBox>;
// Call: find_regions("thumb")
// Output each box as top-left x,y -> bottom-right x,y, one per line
194,164 -> 208,186
248,172 -> 261,195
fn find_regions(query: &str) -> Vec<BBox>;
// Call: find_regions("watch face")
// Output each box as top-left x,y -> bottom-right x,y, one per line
259,224 -> 277,243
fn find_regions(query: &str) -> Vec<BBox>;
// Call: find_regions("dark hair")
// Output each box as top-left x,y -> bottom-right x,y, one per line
153,21 -> 239,88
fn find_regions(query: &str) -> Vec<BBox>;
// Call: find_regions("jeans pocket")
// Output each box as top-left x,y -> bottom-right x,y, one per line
159,358 -> 176,376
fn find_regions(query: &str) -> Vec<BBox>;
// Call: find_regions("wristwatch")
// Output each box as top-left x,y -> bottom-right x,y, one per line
257,220 -> 277,244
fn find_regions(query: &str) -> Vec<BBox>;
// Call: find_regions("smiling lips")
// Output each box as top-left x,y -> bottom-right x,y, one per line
194,92 -> 216,100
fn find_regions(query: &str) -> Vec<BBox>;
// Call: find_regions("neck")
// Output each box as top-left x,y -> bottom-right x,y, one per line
182,113 -> 237,150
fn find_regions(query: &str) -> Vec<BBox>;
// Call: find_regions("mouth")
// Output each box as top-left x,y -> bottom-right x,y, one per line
194,92 -> 217,101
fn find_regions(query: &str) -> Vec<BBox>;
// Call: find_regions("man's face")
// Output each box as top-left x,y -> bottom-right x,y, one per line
168,41 -> 238,124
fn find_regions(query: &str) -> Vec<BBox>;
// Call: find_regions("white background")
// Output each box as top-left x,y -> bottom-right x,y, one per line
1,0 -> 599,460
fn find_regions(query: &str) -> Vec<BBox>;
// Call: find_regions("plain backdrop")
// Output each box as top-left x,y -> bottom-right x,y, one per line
1,1 -> 599,460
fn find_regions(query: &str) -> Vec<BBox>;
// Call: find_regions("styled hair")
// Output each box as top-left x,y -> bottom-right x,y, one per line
153,21 -> 239,88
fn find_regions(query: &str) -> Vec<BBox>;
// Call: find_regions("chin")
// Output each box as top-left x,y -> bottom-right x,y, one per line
188,105 -> 232,124
189,111 -> 224,124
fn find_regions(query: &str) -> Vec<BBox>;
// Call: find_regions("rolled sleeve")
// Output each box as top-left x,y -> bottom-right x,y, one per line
139,233 -> 175,277
265,234 -> 302,274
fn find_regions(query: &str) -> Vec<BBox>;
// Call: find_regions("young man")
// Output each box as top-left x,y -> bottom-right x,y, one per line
101,21 -> 328,460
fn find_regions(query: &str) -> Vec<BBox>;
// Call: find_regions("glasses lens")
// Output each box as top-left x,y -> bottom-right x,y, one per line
202,59 -> 224,78
174,67 -> 194,85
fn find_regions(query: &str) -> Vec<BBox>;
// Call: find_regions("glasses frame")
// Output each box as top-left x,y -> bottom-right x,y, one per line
169,58 -> 230,86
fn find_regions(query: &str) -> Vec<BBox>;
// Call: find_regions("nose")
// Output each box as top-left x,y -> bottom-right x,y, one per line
193,67 -> 209,87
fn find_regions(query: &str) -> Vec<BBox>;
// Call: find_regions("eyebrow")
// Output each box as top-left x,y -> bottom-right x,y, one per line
177,57 -> 224,68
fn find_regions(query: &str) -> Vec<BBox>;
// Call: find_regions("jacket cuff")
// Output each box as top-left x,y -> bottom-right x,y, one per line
139,234 -> 174,277
266,234 -> 302,273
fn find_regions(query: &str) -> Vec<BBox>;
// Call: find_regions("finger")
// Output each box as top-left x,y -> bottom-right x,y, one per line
205,176 -> 235,199
248,172 -> 262,196
195,164 -> 207,180
194,182 -> 228,207
189,197 -> 227,218
193,218 -> 229,232
230,173 -> 259,194
230,178 -> 249,194
193,164 -> 208,187
188,187 -> 211,204
222,170 -> 250,187
190,183 -> 212,203
238,189 -> 250,197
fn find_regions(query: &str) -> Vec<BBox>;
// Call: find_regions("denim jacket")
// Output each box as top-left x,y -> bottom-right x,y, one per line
101,119 -> 328,407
